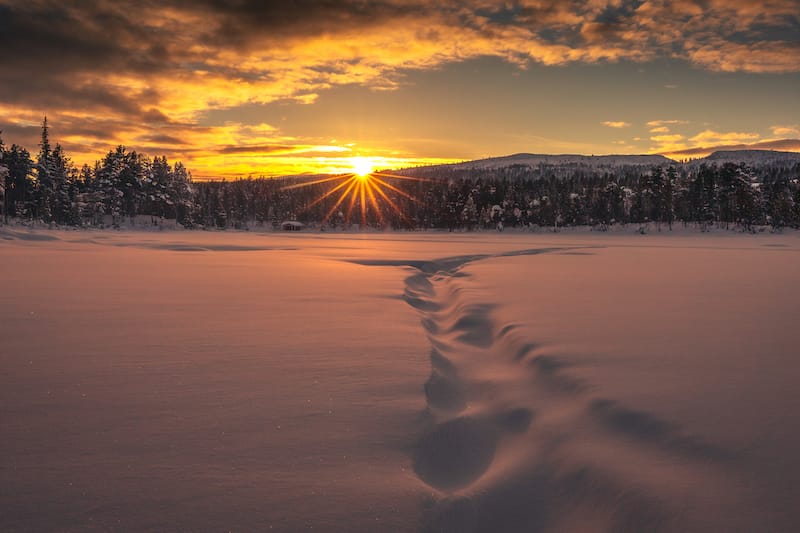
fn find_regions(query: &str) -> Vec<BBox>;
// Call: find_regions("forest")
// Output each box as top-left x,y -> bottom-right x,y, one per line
2,120 -> 799,232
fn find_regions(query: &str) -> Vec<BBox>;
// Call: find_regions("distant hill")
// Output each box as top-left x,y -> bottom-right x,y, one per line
404,150 -> 800,174
700,150 -> 800,164
445,153 -> 676,169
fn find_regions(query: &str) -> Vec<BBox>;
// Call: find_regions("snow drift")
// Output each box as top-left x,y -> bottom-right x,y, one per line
1,228 -> 798,531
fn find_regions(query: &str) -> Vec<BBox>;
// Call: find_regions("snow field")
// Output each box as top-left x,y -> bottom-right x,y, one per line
1,227 -> 798,531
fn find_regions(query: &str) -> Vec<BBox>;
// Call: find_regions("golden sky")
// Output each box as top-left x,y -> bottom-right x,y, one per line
0,0 -> 798,178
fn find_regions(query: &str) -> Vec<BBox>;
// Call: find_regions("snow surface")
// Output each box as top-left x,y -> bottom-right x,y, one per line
1,227 -> 799,531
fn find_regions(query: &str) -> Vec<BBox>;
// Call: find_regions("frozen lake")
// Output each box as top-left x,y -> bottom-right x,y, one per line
1,227 -> 798,531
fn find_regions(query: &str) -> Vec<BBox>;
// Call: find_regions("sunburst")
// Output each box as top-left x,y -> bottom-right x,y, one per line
280,157 -> 428,228
351,156 -> 374,177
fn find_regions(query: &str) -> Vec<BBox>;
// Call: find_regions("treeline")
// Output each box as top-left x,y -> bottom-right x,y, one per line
395,162 -> 800,231
2,120 -> 799,231
0,119 -> 194,227
190,161 -> 800,232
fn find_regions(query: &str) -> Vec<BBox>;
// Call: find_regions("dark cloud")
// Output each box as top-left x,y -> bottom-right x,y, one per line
595,1 -> 644,25
57,125 -> 119,141
0,2 -> 171,76
217,144 -> 306,155
0,122 -> 41,148
136,134 -> 189,146
0,71 -> 158,121
0,1 -> 172,125
0,0 -> 443,124
154,0 -> 430,50
0,1 -> 796,111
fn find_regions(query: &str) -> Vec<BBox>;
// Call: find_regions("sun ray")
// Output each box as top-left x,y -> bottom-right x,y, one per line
359,179 -> 367,226
364,179 -> 385,226
300,174 -> 356,212
369,178 -> 415,225
280,174 -> 352,191
322,176 -> 359,223
345,179 -> 361,222
373,172 -> 431,182
275,162 -> 424,228
370,175 -> 418,201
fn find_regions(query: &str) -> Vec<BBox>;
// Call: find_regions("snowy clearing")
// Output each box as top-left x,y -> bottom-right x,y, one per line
1,228 -> 798,531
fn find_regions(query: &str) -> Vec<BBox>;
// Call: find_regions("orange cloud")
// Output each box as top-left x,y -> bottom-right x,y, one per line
602,121 -> 632,128
647,127 -> 798,158
651,134 -> 686,142
0,1 -> 797,177
688,40 -> 800,73
0,103 -> 457,179
771,125 -> 800,137
662,139 -> 800,159
649,134 -> 688,154
689,130 -> 761,145
646,120 -> 689,128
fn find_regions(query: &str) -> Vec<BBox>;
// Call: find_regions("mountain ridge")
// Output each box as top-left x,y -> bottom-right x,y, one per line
405,149 -> 800,172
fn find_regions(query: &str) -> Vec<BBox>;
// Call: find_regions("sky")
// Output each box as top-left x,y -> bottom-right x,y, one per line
0,0 -> 798,179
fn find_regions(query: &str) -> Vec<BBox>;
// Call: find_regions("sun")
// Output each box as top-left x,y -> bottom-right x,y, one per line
279,160 -> 431,228
351,156 -> 375,177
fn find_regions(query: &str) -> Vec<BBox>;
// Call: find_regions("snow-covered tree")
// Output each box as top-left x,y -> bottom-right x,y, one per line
3,144 -> 33,220
461,194 -> 478,230
0,132 -> 7,223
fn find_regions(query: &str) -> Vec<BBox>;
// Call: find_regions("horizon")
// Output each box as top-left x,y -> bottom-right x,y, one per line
5,119 -> 799,181
0,1 -> 798,179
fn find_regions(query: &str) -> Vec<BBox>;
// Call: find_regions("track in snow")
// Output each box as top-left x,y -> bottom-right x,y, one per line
353,247 -> 740,532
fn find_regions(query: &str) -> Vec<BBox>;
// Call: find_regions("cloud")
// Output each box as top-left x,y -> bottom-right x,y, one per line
646,120 -> 690,128
663,138 -> 800,158
771,125 -> 800,137
630,0 -> 800,72
651,134 -> 686,143
687,39 -> 800,73
645,117 -> 800,158
602,121 -> 631,128
0,0 -> 797,176
689,130 -> 760,145
649,126 -> 670,133
648,128 -> 789,156
1,3 -> 795,122
649,133 -> 688,154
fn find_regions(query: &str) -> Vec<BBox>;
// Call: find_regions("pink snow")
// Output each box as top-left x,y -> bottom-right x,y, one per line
1,227 -> 798,531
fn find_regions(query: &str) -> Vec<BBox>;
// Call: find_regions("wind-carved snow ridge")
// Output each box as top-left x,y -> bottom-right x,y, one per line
352,247 -> 740,533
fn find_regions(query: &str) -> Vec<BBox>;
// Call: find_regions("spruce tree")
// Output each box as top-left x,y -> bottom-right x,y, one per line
51,144 -> 74,225
0,132 -> 7,223
35,117 -> 55,223
4,145 -> 33,219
